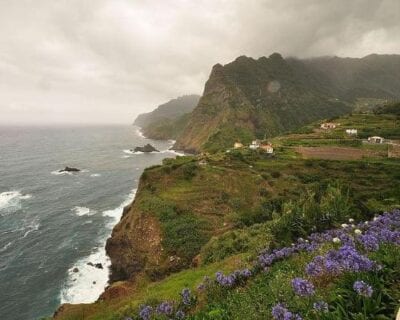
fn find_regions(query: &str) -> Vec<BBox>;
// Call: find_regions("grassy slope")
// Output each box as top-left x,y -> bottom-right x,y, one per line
55,113 -> 400,320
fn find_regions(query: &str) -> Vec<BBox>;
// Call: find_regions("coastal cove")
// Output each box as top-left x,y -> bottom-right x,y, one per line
0,125 -> 181,320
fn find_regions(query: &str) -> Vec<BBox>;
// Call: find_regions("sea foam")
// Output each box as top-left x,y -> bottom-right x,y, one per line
0,191 -> 32,213
60,189 -> 137,304
71,206 -> 96,217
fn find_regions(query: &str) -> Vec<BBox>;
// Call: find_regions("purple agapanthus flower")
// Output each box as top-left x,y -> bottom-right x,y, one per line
291,278 -> 315,297
138,305 -> 153,320
181,288 -> 191,305
353,280 -> 373,297
156,301 -> 173,315
272,303 -> 302,320
175,310 -> 185,319
313,300 -> 329,312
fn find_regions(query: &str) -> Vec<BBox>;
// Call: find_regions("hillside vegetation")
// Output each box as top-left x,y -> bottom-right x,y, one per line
174,54 -> 400,153
54,111 -> 400,320
134,95 -> 200,140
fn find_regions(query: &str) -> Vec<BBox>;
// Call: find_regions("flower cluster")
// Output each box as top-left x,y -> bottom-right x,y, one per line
313,300 -> 329,312
353,280 -> 373,297
272,303 -> 303,320
215,269 -> 252,287
181,288 -> 191,305
156,302 -> 173,315
129,210 -> 399,320
291,278 -> 315,297
305,245 -> 376,277
139,305 -> 152,320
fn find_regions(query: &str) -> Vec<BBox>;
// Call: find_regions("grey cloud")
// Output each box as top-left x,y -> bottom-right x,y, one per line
0,0 -> 399,124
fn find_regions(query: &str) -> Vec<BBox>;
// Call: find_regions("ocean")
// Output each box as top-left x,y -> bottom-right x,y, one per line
0,125 -> 182,320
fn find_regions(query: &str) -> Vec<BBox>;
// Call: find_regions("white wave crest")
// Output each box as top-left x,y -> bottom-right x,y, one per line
160,149 -> 185,156
71,206 -> 96,217
0,191 -> 32,212
90,173 -> 101,178
22,220 -> 40,238
51,170 -> 73,176
60,189 -> 137,304
123,149 -> 144,155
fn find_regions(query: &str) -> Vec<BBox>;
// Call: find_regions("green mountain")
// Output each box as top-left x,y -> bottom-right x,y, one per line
134,95 -> 200,140
174,53 -> 400,153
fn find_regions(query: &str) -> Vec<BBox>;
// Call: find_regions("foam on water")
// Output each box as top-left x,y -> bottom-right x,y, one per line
51,170 -> 73,176
0,242 -> 13,253
22,220 -> 40,238
0,191 -> 32,212
60,189 -> 136,304
90,173 -> 101,177
123,149 -> 144,155
71,206 -> 96,217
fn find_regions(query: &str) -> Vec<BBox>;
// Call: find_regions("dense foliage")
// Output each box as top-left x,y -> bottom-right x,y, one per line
123,210 -> 400,320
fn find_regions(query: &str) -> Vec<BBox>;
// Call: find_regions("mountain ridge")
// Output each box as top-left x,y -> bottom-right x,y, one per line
174,53 -> 400,153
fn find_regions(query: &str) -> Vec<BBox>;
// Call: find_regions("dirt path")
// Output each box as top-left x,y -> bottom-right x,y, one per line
295,147 -> 380,160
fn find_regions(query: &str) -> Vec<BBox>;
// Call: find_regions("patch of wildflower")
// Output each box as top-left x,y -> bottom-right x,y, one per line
138,305 -> 153,320
291,278 -> 315,296
272,303 -> 303,320
353,280 -> 373,297
313,300 -> 329,312
181,288 -> 192,305
128,210 -> 400,320
156,302 -> 173,315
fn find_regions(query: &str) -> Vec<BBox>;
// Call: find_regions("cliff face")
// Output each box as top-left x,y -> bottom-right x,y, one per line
174,53 -> 400,153
105,158 -> 270,283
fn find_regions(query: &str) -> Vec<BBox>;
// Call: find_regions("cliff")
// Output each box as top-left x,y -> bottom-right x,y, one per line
134,95 -> 200,140
174,53 -> 400,153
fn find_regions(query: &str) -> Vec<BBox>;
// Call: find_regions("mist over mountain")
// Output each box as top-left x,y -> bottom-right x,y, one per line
174,53 -> 400,152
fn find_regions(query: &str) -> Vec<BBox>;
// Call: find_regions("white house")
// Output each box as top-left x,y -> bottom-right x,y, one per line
321,122 -> 337,130
368,136 -> 385,144
249,140 -> 261,150
234,142 -> 244,149
346,129 -> 358,135
261,144 -> 274,154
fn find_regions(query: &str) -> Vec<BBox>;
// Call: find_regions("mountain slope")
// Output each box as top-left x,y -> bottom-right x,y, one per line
174,53 -> 400,153
134,95 -> 200,127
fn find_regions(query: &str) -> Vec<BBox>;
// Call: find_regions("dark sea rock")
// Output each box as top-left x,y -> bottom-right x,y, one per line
87,262 -> 103,269
133,144 -> 159,153
59,166 -> 80,173
72,267 -> 79,273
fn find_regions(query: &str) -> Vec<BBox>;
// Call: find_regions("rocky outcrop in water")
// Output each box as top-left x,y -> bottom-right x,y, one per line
133,144 -> 159,153
59,166 -> 80,173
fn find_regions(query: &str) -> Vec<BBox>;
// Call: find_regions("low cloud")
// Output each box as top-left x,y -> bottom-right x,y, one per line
0,0 -> 399,124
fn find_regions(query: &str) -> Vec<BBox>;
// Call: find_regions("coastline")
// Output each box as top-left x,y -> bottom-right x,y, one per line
58,127 -> 182,306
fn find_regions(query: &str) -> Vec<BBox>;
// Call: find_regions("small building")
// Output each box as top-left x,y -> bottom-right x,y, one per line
249,140 -> 261,150
321,122 -> 337,130
233,142 -> 244,149
368,136 -> 385,144
198,159 -> 208,166
346,129 -> 358,135
260,143 -> 274,154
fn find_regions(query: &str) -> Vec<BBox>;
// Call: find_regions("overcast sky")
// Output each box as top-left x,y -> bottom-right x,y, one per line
0,0 -> 399,125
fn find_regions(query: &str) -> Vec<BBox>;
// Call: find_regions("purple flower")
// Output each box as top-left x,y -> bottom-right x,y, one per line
138,305 -> 152,320
240,268 -> 252,278
272,303 -> 302,320
313,300 -> 329,312
175,310 -> 185,319
353,280 -> 373,297
291,278 -> 315,297
358,234 -> 379,251
181,288 -> 191,305
156,301 -> 173,315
